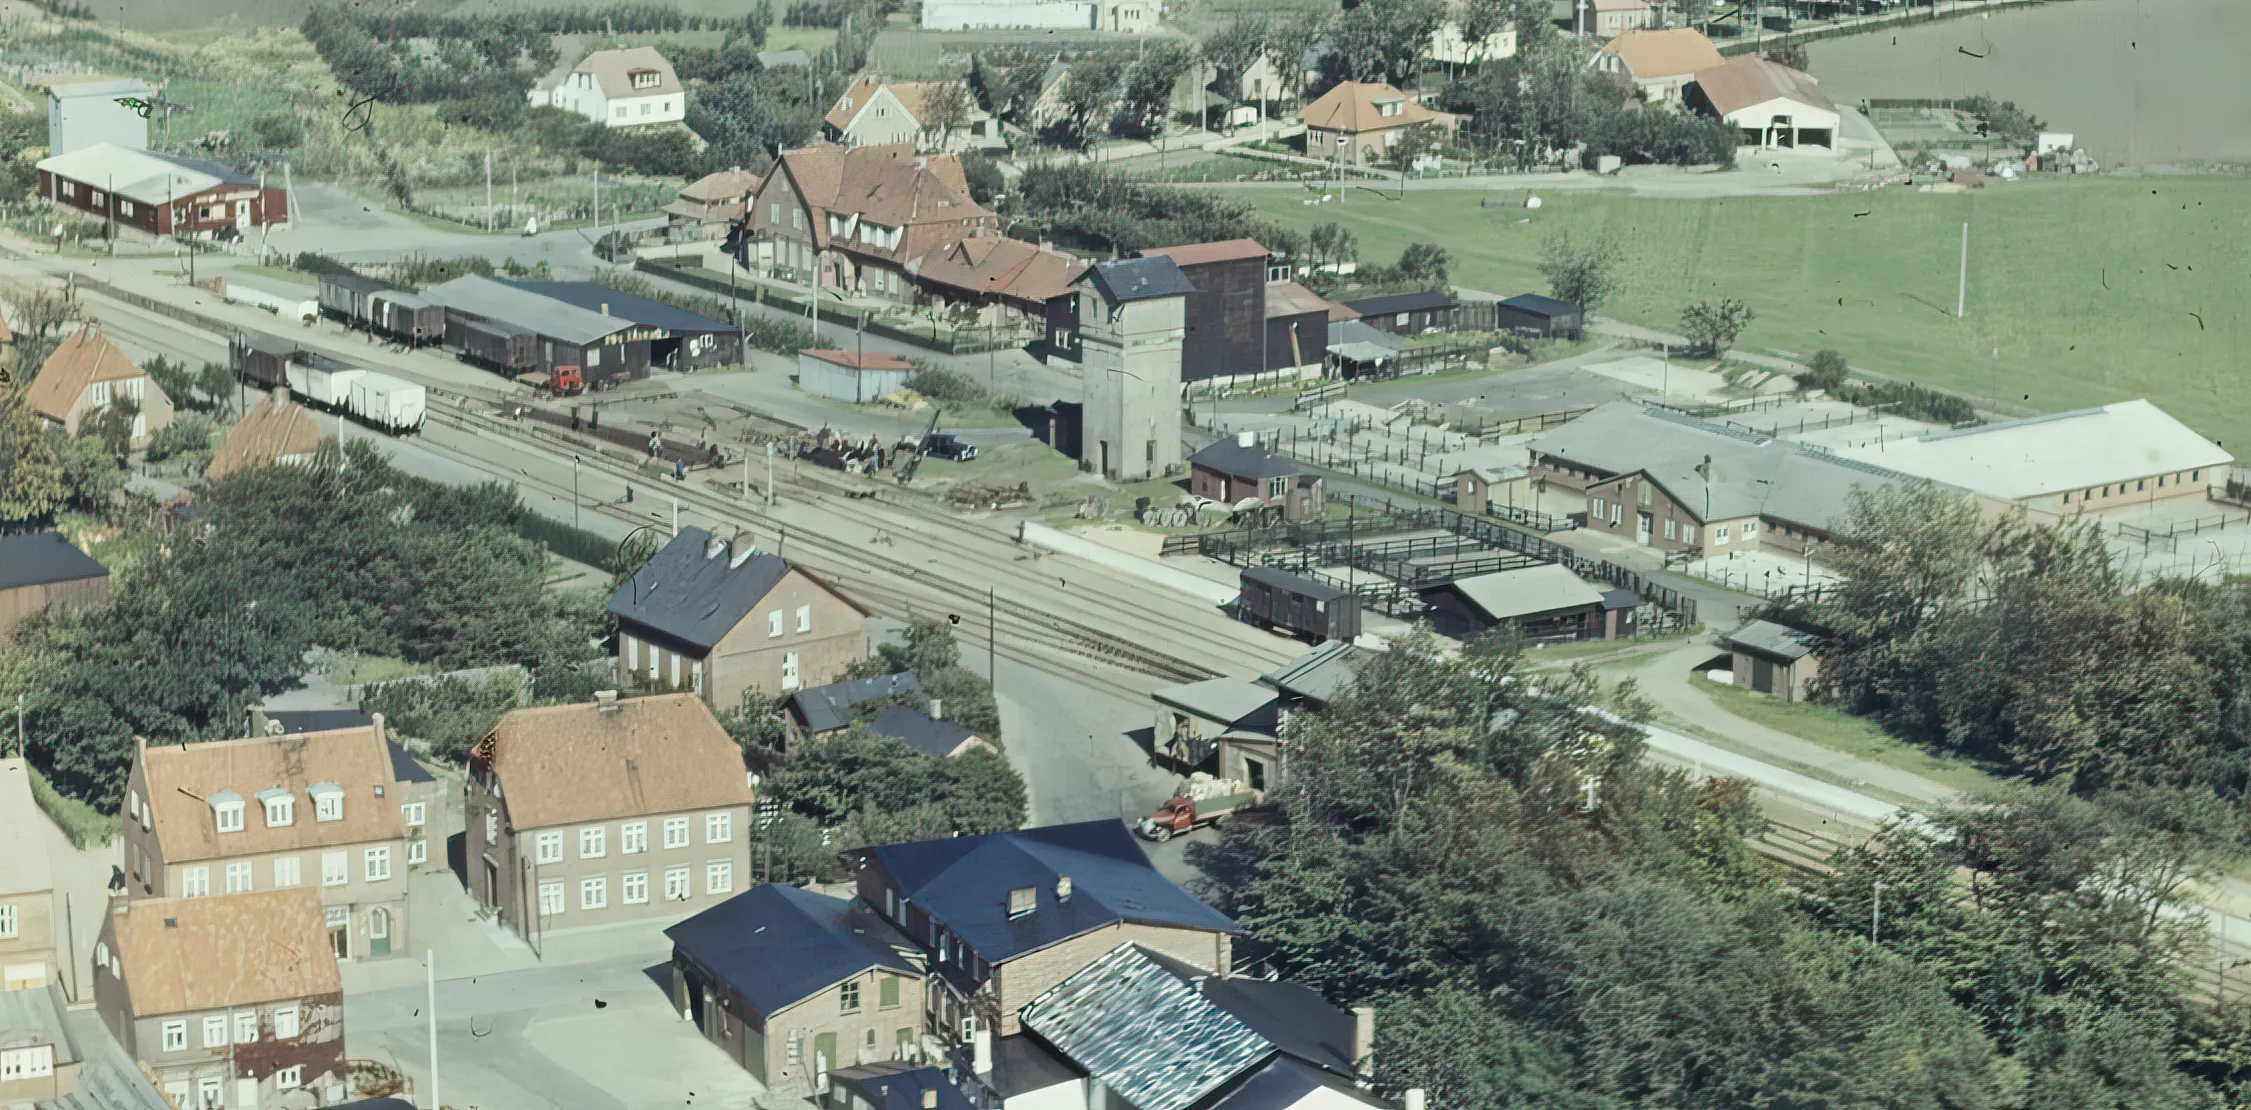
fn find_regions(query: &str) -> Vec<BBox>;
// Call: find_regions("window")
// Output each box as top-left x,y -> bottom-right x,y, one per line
706,860 -> 733,895
581,876 -> 607,910
1664,519 -> 1677,540
0,904 -> 13,939
1609,503 -> 1622,524
536,831 -> 564,864
1683,525 -> 1698,543
1715,526 -> 1731,542
161,1021 -> 187,1052
225,861 -> 253,894
1743,521 -> 1758,536
615,106 -> 626,118
539,881 -> 565,916
663,817 -> 690,849
768,609 -> 784,637
621,822 -> 647,854
182,867 -> 210,897
769,202 -> 780,225
197,1076 -> 221,1109
783,651 -> 799,691
627,637 -> 639,673
2137,479 -> 2146,491
840,980 -> 862,1012
213,797 -> 244,832
706,813 -> 732,843
580,826 -> 606,859
664,867 -> 691,901
321,852 -> 347,887
796,605 -> 811,633
120,200 -> 134,217
2,1045 -> 55,1080
273,856 -> 301,888
633,69 -> 661,89
276,1065 -> 302,1089
880,975 -> 900,1009
128,789 -> 140,823
671,653 -> 681,689
1638,483 -> 1652,507
203,1015 -> 228,1048
641,102 -> 651,115
312,786 -> 344,822
409,838 -> 427,865
623,871 -> 649,904
234,1011 -> 257,1044
485,809 -> 499,844
365,846 -> 392,882
1592,498 -> 1605,518
263,793 -> 293,827
401,802 -> 426,827
273,1005 -> 299,1039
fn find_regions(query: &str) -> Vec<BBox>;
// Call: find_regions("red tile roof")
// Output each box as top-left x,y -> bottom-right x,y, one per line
1139,239 -> 1270,268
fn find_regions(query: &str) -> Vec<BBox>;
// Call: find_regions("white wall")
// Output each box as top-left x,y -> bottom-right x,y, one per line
797,353 -> 910,403
600,92 -> 686,129
50,96 -> 149,157
923,0 -> 1094,30
1004,1077 -> 1087,1110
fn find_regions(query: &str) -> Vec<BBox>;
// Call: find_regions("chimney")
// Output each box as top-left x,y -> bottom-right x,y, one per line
927,698 -> 943,721
922,1091 -> 937,1110
1236,430 -> 1256,449
972,1028 -> 993,1076
596,690 -> 620,712
1056,874 -> 1072,903
1404,1091 -> 1425,1110
730,542 -> 759,569
601,303 -> 611,315
370,712 -> 386,746
706,534 -> 727,560
1351,1006 -> 1374,1075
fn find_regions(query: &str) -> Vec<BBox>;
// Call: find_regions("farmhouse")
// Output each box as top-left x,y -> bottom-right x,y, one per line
0,533 -> 108,647
529,47 -> 683,129
26,326 -> 172,445
666,167 -> 760,240
36,144 -> 289,238
1300,81 -> 1451,165
1592,29 -> 1725,104
1529,401 -> 1942,556
1688,55 -> 1839,149
742,144 -> 996,305
1825,399 -> 2232,516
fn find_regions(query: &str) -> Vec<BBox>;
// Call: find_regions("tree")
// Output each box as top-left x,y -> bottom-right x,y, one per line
919,79 -> 972,148
1325,0 -> 1445,88
1798,348 -> 1848,392
1263,19 -> 1326,118
1536,231 -> 1621,311
1201,15 -> 1272,120
1392,242 -> 1450,287
1389,121 -> 1444,197
1307,222 -> 1357,281
959,151 -> 1003,206
0,279 -> 79,341
1119,41 -> 1196,140
83,397 -> 140,461
1678,298 -> 1753,356
0,382 -> 63,530
54,432 -> 123,511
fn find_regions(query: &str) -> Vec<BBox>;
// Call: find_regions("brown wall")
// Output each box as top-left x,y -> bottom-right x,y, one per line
617,569 -> 865,711
988,923 -> 1231,1037
1732,649 -> 1821,703
55,372 -> 175,444
0,575 -> 108,645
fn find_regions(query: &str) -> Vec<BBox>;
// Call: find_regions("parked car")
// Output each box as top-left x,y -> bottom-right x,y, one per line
922,432 -> 978,461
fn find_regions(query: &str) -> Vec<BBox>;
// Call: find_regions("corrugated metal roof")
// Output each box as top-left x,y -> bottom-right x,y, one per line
1021,944 -> 1274,1110
421,275 -> 633,346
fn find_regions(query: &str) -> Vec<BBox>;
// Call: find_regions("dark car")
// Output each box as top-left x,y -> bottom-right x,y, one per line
923,432 -> 979,461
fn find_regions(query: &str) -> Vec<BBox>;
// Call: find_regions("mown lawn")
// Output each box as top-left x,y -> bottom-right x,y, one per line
1241,176 -> 2251,447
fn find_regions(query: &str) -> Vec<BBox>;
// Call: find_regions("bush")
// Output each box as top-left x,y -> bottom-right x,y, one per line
359,672 -> 523,764
1798,349 -> 1848,393
1834,379 -> 1978,426
144,413 -> 217,463
960,151 -> 1003,207
905,368 -> 994,408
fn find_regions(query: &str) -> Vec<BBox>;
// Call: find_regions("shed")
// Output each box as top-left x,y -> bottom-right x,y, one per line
1452,465 -> 1532,515
1723,619 -> 1819,702
1189,434 -> 1324,522
1237,566 -> 1359,642
1419,564 -> 1623,642
797,348 -> 915,404
1342,290 -> 1455,335
0,533 -> 110,644
1493,293 -> 1584,338
863,705 -> 987,758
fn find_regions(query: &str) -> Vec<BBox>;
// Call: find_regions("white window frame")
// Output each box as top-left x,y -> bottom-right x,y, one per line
225,861 -> 253,894
663,816 -> 690,849
321,851 -> 347,887
706,860 -> 733,895
623,871 -> 649,905
313,791 -> 343,822
181,866 -> 210,897
538,881 -> 565,917
276,1065 -> 302,1089
365,846 -> 392,882
401,802 -> 426,827
161,1021 -> 187,1052
0,904 -> 14,939
768,609 -> 784,637
409,837 -> 428,864
621,822 -> 648,854
214,800 -> 244,833
580,826 -> 606,859
203,1015 -> 228,1049
273,856 -> 301,888
263,795 -> 293,827
536,831 -> 564,864
580,876 -> 607,910
484,809 -> 499,844
1,1044 -> 55,1080
706,813 -> 732,844
796,605 -> 811,633
234,1011 -> 257,1045
273,1005 -> 299,1040
664,867 -> 691,901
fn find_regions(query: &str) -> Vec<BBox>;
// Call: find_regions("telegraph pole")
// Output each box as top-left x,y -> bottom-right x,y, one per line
1956,222 -> 1969,319
485,151 -> 493,233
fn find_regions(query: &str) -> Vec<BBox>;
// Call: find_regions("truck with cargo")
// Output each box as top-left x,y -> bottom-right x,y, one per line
345,371 -> 426,434
1135,775 -> 1257,841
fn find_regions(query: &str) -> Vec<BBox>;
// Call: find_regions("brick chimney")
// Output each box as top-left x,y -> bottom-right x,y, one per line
1351,1005 -> 1374,1074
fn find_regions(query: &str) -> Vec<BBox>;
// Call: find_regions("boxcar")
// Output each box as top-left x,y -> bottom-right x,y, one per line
369,291 -> 445,346
317,270 -> 397,329
230,329 -> 298,388
457,317 -> 538,374
1237,565 -> 1361,642
346,371 -> 426,434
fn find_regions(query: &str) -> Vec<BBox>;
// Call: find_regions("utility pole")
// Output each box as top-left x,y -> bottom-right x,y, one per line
426,950 -> 440,1110
988,586 -> 997,689
1956,222 -> 1969,318
573,455 -> 582,530
1871,881 -> 1882,945
485,151 -> 493,233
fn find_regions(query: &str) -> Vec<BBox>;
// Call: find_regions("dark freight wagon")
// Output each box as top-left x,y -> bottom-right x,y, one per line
369,291 -> 445,346
455,318 -> 538,374
317,270 -> 398,328
231,329 -> 298,388
1237,565 -> 1361,642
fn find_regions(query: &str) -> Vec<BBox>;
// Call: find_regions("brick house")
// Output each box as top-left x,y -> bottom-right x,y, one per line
465,692 -> 757,949
120,721 -> 418,963
667,883 -> 927,1093
1188,434 -> 1324,523
843,821 -> 1240,1044
1299,81 -> 1452,166
607,527 -> 868,709
739,143 -> 995,305
93,889 -> 347,1110
25,326 -> 173,446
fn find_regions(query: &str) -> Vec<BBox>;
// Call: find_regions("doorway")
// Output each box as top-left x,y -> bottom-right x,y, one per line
1751,657 -> 1775,695
368,907 -> 391,958
1636,512 -> 1652,545
813,1032 -> 837,1085
1098,440 -> 1112,476
326,906 -> 349,960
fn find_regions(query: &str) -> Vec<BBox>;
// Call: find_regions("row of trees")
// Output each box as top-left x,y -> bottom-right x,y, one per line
970,43 -> 1199,151
1197,627 -> 2251,1109
1010,161 -> 1305,257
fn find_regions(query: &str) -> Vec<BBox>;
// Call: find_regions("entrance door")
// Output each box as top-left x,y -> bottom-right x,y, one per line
325,906 -> 349,960
813,1032 -> 837,1086
1099,440 -> 1112,476
368,907 -> 391,958
483,859 -> 498,909
1636,512 -> 1652,545
235,1078 -> 258,1110
1751,657 -> 1775,695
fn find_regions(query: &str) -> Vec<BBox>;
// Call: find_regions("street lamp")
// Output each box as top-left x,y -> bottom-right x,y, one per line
573,455 -> 582,531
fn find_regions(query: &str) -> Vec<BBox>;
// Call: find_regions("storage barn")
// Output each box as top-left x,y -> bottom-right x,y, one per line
797,348 -> 915,403
1492,293 -> 1583,338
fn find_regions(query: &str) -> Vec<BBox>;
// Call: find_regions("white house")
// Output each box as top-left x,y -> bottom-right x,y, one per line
529,47 -> 684,129
1687,55 -> 1840,149
1428,21 -> 1517,66
921,0 -> 1155,32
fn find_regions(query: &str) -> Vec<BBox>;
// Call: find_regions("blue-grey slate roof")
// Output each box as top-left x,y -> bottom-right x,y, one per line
1343,290 -> 1453,317
833,1064 -> 980,1110
0,532 -> 108,591
850,821 -> 1238,965
1500,292 -> 1580,318
866,706 -> 978,757
667,884 -> 920,1016
1190,440 -> 1301,482
1082,257 -> 1196,304
607,527 -> 793,652
790,672 -> 924,734
502,280 -> 740,335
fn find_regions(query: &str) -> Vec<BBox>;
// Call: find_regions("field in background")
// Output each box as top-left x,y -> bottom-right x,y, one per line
1241,177 -> 2251,446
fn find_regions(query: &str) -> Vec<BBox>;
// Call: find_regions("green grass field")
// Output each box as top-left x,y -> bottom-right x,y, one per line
1242,176 -> 2251,447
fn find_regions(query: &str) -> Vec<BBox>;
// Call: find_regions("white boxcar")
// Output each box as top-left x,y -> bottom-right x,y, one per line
224,282 -> 320,324
347,371 -> 426,433
287,362 -> 364,411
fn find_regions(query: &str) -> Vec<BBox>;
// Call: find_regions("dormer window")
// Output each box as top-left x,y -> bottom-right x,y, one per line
258,789 -> 294,827
1007,886 -> 1036,919
210,791 -> 245,833
631,69 -> 661,90
309,783 -> 344,822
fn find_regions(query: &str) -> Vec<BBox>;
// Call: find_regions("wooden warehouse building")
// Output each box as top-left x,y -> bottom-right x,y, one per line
35,142 -> 289,239
419,275 -> 648,387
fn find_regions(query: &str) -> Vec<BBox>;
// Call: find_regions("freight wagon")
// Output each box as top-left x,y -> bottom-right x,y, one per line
453,317 -> 538,374
345,371 -> 426,435
231,330 -> 298,389
317,270 -> 399,329
368,291 -> 445,346
283,356 -> 363,412
1236,565 -> 1361,642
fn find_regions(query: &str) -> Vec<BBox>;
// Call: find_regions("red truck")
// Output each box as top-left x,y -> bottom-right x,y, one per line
1136,777 -> 1257,841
